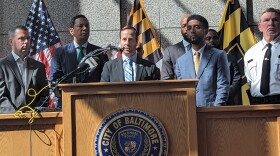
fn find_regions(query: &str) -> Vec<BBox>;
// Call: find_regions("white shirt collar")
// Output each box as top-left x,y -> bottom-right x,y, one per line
192,44 -> 206,56
122,53 -> 137,63
261,35 -> 280,50
73,41 -> 88,49
11,52 -> 27,62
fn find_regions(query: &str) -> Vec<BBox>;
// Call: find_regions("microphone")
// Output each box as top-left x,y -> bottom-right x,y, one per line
84,57 -> 99,72
77,62 -> 90,71
79,48 -> 107,63
59,62 -> 89,83
105,44 -> 124,52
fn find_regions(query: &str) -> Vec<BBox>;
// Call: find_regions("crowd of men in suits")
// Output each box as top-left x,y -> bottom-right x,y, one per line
1,7 -> 280,113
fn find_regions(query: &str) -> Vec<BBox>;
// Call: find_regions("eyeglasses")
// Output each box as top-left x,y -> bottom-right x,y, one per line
205,36 -> 219,41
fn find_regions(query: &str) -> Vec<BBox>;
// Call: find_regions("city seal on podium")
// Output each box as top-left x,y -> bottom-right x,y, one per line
94,109 -> 168,156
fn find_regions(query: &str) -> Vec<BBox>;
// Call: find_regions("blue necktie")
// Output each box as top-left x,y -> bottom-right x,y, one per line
124,58 -> 133,82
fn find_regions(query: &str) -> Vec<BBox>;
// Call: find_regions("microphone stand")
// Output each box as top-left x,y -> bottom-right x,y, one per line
79,48 -> 109,63
38,47 -> 120,111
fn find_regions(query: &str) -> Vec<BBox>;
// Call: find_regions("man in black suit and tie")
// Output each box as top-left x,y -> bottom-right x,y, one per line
50,15 -> 108,83
0,25 -> 49,113
101,26 -> 160,82
161,14 -> 191,80
205,29 -> 242,105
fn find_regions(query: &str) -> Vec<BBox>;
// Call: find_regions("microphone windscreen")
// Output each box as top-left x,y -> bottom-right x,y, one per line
78,62 -> 90,70
85,57 -> 98,72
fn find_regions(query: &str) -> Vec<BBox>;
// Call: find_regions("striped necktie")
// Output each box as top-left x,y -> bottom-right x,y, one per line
124,58 -> 133,81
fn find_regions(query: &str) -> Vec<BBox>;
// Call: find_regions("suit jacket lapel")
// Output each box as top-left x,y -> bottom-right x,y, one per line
69,42 -> 79,66
86,43 -> 92,55
178,41 -> 185,54
6,54 -> 25,87
116,57 -> 124,81
197,45 -> 214,78
185,50 -> 196,78
25,59 -> 35,93
136,57 -> 144,81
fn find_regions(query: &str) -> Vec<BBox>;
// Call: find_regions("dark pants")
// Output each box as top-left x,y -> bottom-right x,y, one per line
247,90 -> 280,104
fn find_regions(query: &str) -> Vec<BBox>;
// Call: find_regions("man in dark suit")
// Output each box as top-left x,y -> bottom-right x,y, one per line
0,25 -> 49,113
50,15 -> 108,83
161,14 -> 191,80
205,29 -> 242,105
176,15 -> 230,107
101,26 -> 160,82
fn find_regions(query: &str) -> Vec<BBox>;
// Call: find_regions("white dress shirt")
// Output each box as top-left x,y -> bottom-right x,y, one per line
244,35 -> 280,97
191,45 -> 206,61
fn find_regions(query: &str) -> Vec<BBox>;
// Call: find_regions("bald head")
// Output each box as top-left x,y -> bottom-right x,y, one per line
180,14 -> 191,41
180,14 -> 191,25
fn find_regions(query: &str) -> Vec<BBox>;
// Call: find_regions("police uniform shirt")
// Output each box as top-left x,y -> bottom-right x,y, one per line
244,35 -> 280,97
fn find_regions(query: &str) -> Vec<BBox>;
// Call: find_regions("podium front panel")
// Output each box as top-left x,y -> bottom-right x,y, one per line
61,80 -> 198,156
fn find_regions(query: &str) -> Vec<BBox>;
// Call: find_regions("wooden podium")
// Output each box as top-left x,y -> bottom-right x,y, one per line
197,105 -> 280,156
2,80 -> 280,155
60,80 -> 198,156
0,112 -> 63,156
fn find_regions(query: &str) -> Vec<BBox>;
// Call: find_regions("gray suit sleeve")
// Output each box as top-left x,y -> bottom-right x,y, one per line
100,62 -> 110,82
0,67 -> 15,113
161,47 -> 175,80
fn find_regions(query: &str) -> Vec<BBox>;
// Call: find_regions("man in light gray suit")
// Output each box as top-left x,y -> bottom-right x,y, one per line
0,25 -> 49,113
161,14 -> 191,80
176,15 -> 230,107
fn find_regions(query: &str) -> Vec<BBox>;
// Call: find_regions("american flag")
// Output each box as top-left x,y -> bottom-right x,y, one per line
25,0 -> 61,77
25,0 -> 62,107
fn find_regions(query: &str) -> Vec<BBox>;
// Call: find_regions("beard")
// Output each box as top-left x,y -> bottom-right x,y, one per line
189,36 -> 204,45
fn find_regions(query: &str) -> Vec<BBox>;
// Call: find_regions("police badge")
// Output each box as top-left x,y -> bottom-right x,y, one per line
94,109 -> 168,156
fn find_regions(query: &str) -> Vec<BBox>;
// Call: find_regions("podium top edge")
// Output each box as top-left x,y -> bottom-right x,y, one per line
197,104 -> 280,112
58,79 -> 199,87
0,112 -> 63,119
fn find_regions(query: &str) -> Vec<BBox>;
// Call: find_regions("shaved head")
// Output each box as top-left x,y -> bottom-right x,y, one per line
180,14 -> 191,25
180,14 -> 191,41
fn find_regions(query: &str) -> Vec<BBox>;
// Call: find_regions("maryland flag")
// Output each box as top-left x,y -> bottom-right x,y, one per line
128,0 -> 162,63
218,0 -> 256,105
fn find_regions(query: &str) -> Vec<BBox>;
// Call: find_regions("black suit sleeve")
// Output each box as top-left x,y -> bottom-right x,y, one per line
152,65 -> 160,80
50,47 -> 63,82
227,54 -> 242,105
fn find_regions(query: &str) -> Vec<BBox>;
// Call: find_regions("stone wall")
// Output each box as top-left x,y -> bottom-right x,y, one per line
1,0 -> 279,58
